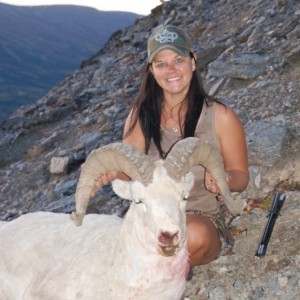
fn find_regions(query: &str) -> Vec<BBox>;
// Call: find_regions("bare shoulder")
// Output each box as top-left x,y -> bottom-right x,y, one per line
214,103 -> 244,137
123,109 -> 146,153
215,102 -> 242,125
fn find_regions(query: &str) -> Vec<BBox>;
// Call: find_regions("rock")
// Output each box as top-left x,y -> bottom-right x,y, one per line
50,157 -> 70,175
208,53 -> 269,80
245,121 -> 287,167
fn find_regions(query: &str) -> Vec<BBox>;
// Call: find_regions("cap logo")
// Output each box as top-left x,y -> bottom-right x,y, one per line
154,28 -> 179,44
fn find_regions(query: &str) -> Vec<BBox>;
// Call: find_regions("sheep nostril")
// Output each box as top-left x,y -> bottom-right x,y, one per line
159,231 -> 178,244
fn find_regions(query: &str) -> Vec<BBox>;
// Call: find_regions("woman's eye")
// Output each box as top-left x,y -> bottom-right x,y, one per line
155,63 -> 164,68
175,58 -> 183,64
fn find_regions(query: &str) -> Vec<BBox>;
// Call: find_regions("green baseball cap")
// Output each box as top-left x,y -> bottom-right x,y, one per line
147,25 -> 192,62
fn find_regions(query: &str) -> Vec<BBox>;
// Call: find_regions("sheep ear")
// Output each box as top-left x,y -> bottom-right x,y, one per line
111,179 -> 132,200
112,179 -> 144,201
182,172 -> 194,194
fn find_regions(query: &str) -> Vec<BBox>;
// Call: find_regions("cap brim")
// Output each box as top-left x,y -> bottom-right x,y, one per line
148,45 -> 190,62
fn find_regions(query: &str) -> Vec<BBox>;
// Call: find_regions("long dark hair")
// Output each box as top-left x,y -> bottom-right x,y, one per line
125,53 -> 217,158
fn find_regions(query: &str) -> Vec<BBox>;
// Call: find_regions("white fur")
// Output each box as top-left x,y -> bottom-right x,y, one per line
0,163 -> 194,300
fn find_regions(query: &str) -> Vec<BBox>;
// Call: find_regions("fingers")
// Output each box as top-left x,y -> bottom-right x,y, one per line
105,171 -> 118,183
90,171 -> 118,197
204,171 -> 219,194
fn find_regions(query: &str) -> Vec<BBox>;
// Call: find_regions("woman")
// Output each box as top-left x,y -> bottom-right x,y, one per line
94,25 -> 249,266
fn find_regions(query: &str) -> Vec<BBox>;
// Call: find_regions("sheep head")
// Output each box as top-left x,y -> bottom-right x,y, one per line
112,165 -> 194,257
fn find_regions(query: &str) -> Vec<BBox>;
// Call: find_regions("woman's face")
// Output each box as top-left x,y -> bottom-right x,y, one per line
150,49 -> 196,99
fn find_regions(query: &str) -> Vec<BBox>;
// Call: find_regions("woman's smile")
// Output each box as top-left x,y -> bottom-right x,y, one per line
167,76 -> 181,82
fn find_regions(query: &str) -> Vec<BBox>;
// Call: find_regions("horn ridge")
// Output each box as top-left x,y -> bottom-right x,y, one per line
164,137 -> 244,215
164,137 -> 205,180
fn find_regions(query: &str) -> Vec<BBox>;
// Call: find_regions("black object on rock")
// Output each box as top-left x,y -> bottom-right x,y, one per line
255,191 -> 286,257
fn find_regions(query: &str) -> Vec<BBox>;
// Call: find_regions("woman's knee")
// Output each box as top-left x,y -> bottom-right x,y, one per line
186,215 -> 221,266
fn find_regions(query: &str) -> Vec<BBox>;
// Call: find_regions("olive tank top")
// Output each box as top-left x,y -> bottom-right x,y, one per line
148,102 -> 222,215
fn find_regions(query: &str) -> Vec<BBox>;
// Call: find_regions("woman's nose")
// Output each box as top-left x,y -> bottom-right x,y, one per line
166,64 -> 176,72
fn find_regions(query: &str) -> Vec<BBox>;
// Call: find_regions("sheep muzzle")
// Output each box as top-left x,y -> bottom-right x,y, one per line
157,231 -> 179,257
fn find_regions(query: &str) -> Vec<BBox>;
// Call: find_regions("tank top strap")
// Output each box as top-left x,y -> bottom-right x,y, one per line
148,127 -> 181,159
195,101 -> 220,150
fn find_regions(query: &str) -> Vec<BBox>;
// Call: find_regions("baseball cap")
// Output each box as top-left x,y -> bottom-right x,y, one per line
147,25 -> 192,62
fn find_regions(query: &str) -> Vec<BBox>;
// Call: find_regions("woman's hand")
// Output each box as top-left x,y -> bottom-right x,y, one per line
204,170 -> 220,194
91,171 -> 118,197
81,163 -> 118,197
204,170 -> 232,201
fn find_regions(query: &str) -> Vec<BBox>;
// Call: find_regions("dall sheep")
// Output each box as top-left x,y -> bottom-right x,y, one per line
0,137 -> 243,300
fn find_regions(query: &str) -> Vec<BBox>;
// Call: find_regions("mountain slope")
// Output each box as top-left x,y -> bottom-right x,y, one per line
0,3 -> 140,121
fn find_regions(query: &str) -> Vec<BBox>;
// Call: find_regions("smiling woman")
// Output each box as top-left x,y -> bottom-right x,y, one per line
122,25 -> 249,266
91,24 -> 249,267
1,0 -> 164,15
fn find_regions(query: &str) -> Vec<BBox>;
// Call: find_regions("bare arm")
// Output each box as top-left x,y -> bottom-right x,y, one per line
116,109 -> 146,180
91,109 -> 146,194
216,103 -> 249,192
205,103 -> 249,193
122,109 -> 146,152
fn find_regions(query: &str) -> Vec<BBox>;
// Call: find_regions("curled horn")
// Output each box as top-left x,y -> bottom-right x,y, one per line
164,137 -> 244,215
72,143 -> 155,226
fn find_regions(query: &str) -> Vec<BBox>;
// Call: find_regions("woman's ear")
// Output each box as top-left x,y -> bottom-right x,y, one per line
149,63 -> 153,74
192,54 -> 197,71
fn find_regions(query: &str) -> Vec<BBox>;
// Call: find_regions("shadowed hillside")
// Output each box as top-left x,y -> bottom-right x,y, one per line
0,3 -> 140,121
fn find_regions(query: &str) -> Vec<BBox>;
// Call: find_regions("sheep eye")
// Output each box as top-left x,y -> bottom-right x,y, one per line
134,198 -> 142,204
183,195 -> 189,201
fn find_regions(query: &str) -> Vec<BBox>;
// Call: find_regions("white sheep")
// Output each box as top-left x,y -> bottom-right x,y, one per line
0,137 -> 243,300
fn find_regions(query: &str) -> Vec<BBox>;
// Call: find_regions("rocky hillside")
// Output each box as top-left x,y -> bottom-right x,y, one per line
0,3 -> 139,121
0,0 -> 299,299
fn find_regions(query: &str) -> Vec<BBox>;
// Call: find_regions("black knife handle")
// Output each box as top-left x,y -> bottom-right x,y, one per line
255,191 -> 286,257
